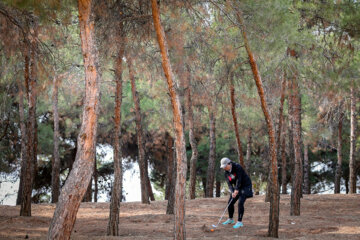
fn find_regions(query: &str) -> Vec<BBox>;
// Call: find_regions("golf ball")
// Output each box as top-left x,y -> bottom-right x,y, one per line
210,229 -> 214,232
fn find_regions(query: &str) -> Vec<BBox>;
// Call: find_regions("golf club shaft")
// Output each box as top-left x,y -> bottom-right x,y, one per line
215,198 -> 233,227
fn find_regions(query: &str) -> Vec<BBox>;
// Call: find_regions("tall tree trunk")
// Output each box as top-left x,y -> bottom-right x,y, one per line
229,71 -> 245,168
165,132 -> 174,201
47,1 -> 100,238
107,32 -> 125,236
93,155 -> 98,202
83,178 -> 92,202
266,73 -> 286,202
151,1 -> 188,238
281,124 -> 287,194
290,77 -> 303,216
245,128 -> 252,169
202,177 -> 207,196
51,72 -> 61,203
235,9 -> 279,238
345,175 -> 349,194
20,22 -> 38,216
185,67 -> 198,200
276,75 -> 286,165
215,180 -> 221,197
166,140 -> 177,215
17,43 -> 29,206
334,105 -> 344,194
144,155 -> 155,201
349,87 -> 357,194
303,143 -> 310,194
206,103 -> 216,198
287,95 -> 295,190
127,54 -> 150,204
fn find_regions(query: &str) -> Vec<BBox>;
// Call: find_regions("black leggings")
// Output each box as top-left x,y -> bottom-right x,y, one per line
228,193 -> 247,222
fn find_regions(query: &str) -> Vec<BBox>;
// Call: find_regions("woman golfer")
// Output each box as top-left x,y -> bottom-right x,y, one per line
220,157 -> 253,229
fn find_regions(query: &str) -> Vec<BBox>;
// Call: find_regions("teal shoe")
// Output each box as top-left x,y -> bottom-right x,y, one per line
233,221 -> 244,229
222,219 -> 235,225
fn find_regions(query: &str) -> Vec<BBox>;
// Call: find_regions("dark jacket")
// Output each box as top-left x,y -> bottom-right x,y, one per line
225,162 -> 252,194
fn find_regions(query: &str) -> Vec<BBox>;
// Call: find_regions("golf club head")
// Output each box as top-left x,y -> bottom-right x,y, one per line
211,224 -> 217,228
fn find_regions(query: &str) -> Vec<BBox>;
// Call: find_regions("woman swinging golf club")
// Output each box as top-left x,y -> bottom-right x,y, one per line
220,157 -> 253,229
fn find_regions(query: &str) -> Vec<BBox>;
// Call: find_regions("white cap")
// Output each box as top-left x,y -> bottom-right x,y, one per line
220,157 -> 231,169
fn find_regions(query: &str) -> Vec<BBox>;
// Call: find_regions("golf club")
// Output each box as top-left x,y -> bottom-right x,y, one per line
211,197 -> 234,228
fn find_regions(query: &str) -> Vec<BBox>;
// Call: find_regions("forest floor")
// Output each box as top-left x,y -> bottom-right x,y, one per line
0,194 -> 359,239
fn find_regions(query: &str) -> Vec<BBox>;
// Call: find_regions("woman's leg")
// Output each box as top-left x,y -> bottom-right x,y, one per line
228,195 -> 239,219
237,194 -> 247,222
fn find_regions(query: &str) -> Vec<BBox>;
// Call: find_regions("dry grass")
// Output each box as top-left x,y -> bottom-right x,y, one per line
0,194 -> 359,239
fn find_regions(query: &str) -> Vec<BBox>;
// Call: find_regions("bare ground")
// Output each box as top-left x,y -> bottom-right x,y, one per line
0,194 -> 359,239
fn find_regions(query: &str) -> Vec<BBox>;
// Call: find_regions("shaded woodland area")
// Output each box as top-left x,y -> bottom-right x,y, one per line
0,0 -> 359,239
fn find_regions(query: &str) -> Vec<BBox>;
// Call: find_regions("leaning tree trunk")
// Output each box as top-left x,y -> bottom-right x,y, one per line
47,1 -> 100,239
229,71 -> 245,169
51,72 -> 61,203
107,33 -> 125,236
236,9 -> 279,238
334,104 -> 344,194
151,1 -> 188,238
303,143 -> 310,194
349,87 -> 357,194
127,54 -> 150,204
185,66 -> 198,200
206,103 -> 216,198
290,77 -> 303,216
17,43 -> 29,206
20,22 -> 38,216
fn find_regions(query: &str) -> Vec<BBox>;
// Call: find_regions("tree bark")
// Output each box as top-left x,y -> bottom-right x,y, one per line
206,103 -> 216,198
151,1 -> 188,238
289,77 -> 303,216
215,181 -> 221,197
166,140 -> 177,215
47,0 -> 100,238
51,72 -> 61,203
144,156 -> 155,201
266,73 -> 286,203
229,71 -> 245,169
349,87 -> 357,194
127,54 -> 150,204
303,143 -> 310,194
281,124 -> 287,194
20,22 -> 38,216
334,104 -> 344,194
235,9 -> 279,238
287,94 -> 295,190
165,132 -> 174,201
16,43 -> 29,206
276,75 -> 286,165
245,128 -> 252,169
107,31 -> 125,236
93,155 -> 98,202
185,67 -> 198,200
83,178 -> 92,202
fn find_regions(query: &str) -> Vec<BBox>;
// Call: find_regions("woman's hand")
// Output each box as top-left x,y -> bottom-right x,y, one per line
232,190 -> 239,198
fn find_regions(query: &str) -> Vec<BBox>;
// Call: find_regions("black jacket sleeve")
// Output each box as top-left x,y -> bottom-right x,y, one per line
225,172 -> 234,193
234,165 -> 243,191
